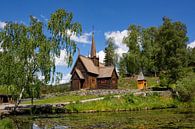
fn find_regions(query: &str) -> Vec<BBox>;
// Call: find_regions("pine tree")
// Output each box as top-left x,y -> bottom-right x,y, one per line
104,38 -> 117,66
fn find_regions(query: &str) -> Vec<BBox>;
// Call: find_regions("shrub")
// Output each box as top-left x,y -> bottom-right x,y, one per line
176,72 -> 195,102
123,94 -> 137,104
0,118 -> 14,129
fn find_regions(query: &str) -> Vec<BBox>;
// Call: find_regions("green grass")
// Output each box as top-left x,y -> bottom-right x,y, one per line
118,76 -> 159,89
145,76 -> 160,87
21,94 -> 100,105
66,94 -> 178,112
0,118 -> 14,129
118,77 -> 137,89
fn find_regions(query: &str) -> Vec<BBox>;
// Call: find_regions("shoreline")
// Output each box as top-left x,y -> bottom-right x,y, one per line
1,100 -> 193,119
1,90 -> 192,119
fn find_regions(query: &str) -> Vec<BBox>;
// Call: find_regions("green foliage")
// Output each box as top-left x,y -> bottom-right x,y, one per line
0,9 -> 82,105
104,37 -> 117,66
176,70 -> 195,102
0,118 -> 14,129
66,94 -> 177,112
118,55 -> 127,77
155,17 -> 188,85
123,94 -> 136,104
188,47 -> 195,66
48,8 -> 82,66
40,83 -> 70,94
122,25 -> 142,75
141,27 -> 159,75
117,77 -> 137,89
119,17 -> 189,88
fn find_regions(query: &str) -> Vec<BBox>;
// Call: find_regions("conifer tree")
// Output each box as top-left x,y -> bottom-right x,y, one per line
104,37 -> 117,66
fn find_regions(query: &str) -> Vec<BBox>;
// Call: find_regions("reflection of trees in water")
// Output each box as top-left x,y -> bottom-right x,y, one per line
3,109 -> 195,129
9,117 -> 33,129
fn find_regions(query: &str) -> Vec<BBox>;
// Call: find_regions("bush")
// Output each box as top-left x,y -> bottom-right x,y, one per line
118,77 -> 137,89
176,72 -> 195,102
123,94 -> 138,104
0,118 -> 14,129
40,83 -> 70,95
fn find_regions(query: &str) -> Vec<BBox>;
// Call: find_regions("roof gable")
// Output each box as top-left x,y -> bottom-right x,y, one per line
79,55 -> 99,74
98,66 -> 115,78
75,68 -> 84,79
71,55 -> 99,75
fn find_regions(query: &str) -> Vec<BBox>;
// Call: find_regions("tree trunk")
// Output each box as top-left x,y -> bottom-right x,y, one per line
31,96 -> 34,105
14,87 -> 25,111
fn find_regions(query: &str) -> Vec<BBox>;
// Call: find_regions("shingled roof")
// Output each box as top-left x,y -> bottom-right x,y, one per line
75,68 -> 84,79
79,55 -> 99,74
98,66 -> 115,78
137,72 -> 145,80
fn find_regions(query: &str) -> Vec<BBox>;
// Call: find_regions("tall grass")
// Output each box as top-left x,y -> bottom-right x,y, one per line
0,118 -> 14,129
66,94 -> 178,112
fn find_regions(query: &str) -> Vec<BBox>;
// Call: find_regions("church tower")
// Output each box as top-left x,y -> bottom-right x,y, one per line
90,32 -> 99,66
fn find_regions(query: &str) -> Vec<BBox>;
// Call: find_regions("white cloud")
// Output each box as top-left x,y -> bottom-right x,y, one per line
97,50 -> 105,63
115,47 -> 128,57
97,47 -> 127,64
40,14 -> 48,21
59,73 -> 71,84
70,32 -> 91,44
0,21 -> 6,29
104,30 -> 128,57
66,30 -> 91,44
187,41 -> 195,48
55,49 -> 68,66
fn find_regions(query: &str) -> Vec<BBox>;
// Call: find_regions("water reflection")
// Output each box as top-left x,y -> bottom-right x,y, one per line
33,123 -> 68,129
2,108 -> 195,129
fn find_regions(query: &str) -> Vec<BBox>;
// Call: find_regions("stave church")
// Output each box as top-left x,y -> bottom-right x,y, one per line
70,32 -> 118,90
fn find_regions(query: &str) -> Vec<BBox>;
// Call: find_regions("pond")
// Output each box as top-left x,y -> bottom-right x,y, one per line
2,108 -> 195,129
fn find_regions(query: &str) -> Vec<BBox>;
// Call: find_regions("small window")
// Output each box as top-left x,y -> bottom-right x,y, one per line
101,80 -> 107,84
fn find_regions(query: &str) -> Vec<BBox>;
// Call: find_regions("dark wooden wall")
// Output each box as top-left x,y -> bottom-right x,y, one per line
97,70 -> 118,89
97,78 -> 111,89
111,70 -> 118,89
71,72 -> 80,90
71,57 -> 118,90
71,58 -> 98,90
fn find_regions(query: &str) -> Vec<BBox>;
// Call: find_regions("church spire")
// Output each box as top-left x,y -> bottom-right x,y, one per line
91,32 -> 96,58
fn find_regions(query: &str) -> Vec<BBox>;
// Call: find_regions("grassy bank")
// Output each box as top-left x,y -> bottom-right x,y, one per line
22,94 -> 100,105
0,118 -> 14,129
65,94 -> 178,112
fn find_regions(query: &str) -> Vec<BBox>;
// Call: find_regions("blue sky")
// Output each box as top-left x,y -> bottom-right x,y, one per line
0,0 -> 195,83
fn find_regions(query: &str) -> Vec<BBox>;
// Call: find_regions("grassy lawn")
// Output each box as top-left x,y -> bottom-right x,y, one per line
66,94 -> 178,112
21,94 -> 101,105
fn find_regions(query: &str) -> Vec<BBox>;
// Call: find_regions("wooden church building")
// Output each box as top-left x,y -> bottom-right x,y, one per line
70,32 -> 118,90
